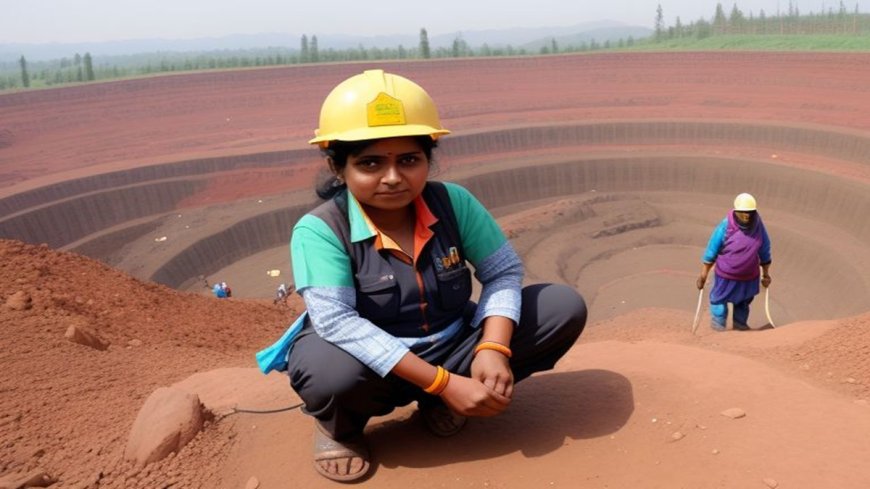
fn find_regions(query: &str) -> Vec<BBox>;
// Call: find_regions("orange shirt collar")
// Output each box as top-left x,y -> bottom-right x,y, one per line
359,194 -> 438,260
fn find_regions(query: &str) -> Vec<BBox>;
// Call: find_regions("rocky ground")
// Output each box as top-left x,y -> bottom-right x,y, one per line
2,232 -> 868,488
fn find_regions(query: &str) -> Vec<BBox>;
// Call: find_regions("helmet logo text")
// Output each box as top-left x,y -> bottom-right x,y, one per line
367,92 -> 406,127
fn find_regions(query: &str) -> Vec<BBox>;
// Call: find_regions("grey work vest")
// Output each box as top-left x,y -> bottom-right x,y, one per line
309,182 -> 472,338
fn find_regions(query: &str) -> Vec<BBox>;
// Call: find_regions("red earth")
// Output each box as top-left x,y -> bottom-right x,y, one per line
1,52 -> 870,488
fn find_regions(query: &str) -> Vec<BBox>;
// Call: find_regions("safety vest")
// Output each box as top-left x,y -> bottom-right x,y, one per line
308,182 -> 472,338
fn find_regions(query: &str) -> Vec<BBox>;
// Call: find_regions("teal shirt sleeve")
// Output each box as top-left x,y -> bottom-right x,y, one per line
443,182 -> 507,265
290,214 -> 354,290
702,218 -> 728,264
442,182 -> 522,327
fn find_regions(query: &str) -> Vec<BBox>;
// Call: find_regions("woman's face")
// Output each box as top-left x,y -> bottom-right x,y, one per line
338,137 -> 430,213
734,210 -> 753,225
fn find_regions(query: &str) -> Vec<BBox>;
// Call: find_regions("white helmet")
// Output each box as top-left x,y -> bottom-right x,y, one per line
733,193 -> 757,211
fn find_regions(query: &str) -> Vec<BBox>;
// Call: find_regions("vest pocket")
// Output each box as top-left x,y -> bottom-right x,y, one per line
435,265 -> 472,312
356,272 -> 399,321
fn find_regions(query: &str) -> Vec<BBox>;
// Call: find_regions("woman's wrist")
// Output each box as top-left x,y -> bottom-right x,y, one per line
423,365 -> 451,395
474,341 -> 513,359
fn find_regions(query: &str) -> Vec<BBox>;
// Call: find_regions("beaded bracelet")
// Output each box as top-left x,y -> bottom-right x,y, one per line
423,365 -> 450,395
474,341 -> 513,359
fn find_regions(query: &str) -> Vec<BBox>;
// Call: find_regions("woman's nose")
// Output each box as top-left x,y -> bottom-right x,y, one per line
382,164 -> 401,184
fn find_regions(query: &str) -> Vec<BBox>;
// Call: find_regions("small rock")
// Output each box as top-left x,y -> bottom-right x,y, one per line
763,477 -> 779,488
0,468 -> 57,488
671,431 -> 685,441
5,291 -> 32,311
720,408 -> 746,419
65,325 -> 109,351
245,476 -> 260,489
843,378 -> 857,384
711,449 -> 720,454
128,339 -> 143,347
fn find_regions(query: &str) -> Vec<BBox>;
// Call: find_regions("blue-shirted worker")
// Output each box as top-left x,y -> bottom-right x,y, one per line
697,193 -> 773,331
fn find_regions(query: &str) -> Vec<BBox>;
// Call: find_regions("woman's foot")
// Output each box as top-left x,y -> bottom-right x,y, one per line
312,422 -> 371,482
710,319 -> 726,331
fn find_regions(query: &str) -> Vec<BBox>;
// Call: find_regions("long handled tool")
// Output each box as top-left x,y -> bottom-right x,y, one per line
764,286 -> 776,328
691,287 -> 704,335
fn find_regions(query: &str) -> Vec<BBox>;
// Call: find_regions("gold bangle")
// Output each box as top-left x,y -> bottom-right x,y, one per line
424,366 -> 449,394
474,341 -> 513,359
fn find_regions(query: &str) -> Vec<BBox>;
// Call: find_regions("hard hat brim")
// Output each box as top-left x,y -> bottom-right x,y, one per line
309,125 -> 450,148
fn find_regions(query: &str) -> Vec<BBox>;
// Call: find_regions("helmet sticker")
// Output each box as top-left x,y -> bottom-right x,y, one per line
367,92 -> 406,127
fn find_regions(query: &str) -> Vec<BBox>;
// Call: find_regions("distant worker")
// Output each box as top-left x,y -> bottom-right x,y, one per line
697,193 -> 772,331
213,283 -> 227,299
213,281 -> 231,299
275,283 -> 289,304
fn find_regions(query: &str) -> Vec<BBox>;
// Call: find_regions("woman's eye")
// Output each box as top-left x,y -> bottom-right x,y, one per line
399,155 -> 420,166
356,159 -> 380,169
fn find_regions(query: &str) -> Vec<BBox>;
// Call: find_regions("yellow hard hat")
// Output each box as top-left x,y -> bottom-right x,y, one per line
309,69 -> 450,148
733,193 -> 757,211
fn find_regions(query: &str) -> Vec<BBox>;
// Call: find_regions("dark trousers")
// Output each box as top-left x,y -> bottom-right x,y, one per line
286,283 -> 587,440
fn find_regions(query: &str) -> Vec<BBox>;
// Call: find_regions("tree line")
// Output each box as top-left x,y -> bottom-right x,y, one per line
1,28 -> 635,91
6,52 -> 96,90
653,1 -> 869,41
4,2 -> 870,91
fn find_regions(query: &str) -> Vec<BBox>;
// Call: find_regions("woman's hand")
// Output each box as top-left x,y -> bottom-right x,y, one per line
439,372 -> 510,417
698,263 -> 714,289
761,274 -> 772,288
471,349 -> 514,398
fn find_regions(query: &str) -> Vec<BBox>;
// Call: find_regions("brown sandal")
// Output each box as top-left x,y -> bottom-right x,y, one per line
312,422 -> 371,482
420,404 -> 468,437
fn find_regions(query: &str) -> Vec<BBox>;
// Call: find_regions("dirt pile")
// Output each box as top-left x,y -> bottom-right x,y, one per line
0,239 -> 296,487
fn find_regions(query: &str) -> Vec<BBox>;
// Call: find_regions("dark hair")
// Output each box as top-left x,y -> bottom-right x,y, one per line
315,136 -> 438,200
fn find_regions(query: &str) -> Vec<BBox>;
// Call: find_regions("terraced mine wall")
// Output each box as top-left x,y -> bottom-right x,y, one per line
2,121 -> 869,321
2,120 -> 869,247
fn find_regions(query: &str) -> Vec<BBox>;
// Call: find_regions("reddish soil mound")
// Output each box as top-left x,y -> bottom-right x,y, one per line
0,239 -> 297,487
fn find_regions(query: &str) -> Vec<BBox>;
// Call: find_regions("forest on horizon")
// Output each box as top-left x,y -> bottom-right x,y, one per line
3,2 -> 870,92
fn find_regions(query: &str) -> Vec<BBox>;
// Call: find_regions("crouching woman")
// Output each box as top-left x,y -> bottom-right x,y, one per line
258,69 -> 587,482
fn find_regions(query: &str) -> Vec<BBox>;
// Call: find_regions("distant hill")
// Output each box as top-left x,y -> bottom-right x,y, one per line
0,21 -> 651,62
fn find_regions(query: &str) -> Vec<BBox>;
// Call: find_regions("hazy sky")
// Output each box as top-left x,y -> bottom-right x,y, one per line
2,0 -> 868,44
